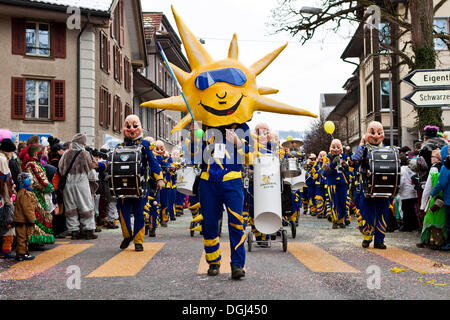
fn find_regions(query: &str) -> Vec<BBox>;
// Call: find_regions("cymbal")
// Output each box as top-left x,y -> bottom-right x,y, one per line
281,139 -> 304,149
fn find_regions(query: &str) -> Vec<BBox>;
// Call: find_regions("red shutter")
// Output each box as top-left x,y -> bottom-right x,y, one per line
128,60 -> 132,92
110,17 -> 114,39
52,80 -> 65,120
11,18 -> 26,55
11,77 -> 25,119
51,23 -> 66,58
119,51 -> 123,83
119,99 -> 123,132
107,92 -> 111,128
113,96 -> 117,131
99,87 -> 104,126
119,0 -> 125,47
100,32 -> 104,70
107,38 -> 111,73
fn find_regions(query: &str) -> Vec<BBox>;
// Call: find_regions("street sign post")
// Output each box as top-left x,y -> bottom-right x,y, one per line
402,68 -> 450,108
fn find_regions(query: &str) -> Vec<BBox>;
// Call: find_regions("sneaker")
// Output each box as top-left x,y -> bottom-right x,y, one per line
15,254 -> 35,261
104,221 -> 119,229
207,264 -> 220,276
374,242 -> 387,249
231,265 -> 245,280
362,240 -> 372,248
135,243 -> 144,252
170,217 -> 176,221
120,237 -> 132,250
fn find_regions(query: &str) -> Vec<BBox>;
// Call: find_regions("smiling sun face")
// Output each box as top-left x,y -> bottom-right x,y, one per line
141,6 -> 317,131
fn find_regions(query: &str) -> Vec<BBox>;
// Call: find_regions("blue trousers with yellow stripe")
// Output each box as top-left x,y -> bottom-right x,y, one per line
117,197 -> 147,244
307,184 -> 317,215
327,184 -> 348,223
175,190 -> 185,216
359,197 -> 389,243
314,185 -> 325,217
199,179 -> 246,268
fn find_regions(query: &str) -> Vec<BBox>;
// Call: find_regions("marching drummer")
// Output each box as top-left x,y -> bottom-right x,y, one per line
143,136 -> 159,237
323,139 -> 350,229
350,121 -> 390,249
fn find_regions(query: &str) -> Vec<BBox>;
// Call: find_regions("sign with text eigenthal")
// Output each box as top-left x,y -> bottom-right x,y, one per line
402,68 -> 450,108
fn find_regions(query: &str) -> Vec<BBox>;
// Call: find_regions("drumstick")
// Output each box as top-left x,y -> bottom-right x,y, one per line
156,42 -> 204,138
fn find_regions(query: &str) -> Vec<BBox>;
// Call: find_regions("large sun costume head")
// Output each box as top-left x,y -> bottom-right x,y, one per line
141,6 -> 317,132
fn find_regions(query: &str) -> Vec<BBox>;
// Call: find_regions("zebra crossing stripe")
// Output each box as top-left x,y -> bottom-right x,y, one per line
0,244 -> 93,280
288,242 -> 360,273
198,242 -> 231,274
86,242 -> 165,278
365,245 -> 450,274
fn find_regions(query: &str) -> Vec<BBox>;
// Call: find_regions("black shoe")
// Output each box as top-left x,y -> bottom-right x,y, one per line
84,230 -> 98,240
317,214 -> 323,219
339,223 -> 346,229
135,243 -> 144,252
105,222 -> 119,229
332,223 -> 338,229
345,220 -> 350,226
120,237 -> 132,250
71,231 -> 82,240
207,264 -> 220,276
95,227 -> 102,233
149,229 -> 156,237
16,254 -> 35,261
362,240 -> 372,248
170,217 -> 176,221
161,222 -> 168,227
231,265 -> 245,280
1,252 -> 16,259
374,242 -> 387,249
327,216 -> 332,222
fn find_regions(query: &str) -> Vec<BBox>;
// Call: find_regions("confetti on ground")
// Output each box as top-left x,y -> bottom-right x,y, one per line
417,277 -> 450,286
391,267 -> 408,273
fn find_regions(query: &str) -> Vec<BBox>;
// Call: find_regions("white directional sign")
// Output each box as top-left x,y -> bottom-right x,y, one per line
403,69 -> 450,88
402,69 -> 450,108
402,89 -> 450,107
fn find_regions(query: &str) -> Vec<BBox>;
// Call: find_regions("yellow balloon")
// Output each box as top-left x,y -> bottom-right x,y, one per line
286,135 -> 293,141
324,121 -> 335,135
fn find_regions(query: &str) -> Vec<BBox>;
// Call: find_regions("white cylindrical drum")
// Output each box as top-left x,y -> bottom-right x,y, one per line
176,166 -> 198,195
290,169 -> 305,190
253,154 -> 282,234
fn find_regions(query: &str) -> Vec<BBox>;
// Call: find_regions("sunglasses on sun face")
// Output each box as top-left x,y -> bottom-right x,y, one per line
195,68 -> 247,90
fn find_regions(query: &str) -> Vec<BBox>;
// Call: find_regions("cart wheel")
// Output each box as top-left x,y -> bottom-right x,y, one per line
290,221 -> 296,239
247,231 -> 253,252
281,230 -> 288,252
270,233 -> 277,240
190,222 -> 195,237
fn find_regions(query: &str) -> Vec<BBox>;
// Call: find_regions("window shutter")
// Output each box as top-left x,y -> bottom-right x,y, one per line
11,77 -> 25,119
51,22 -> 66,58
99,87 -> 104,126
11,18 -> 26,55
113,96 -> 118,132
119,99 -> 123,132
119,51 -> 123,83
107,38 -> 111,73
52,80 -> 65,120
128,60 -> 132,92
100,32 -> 104,70
119,0 -> 125,47
107,92 -> 111,128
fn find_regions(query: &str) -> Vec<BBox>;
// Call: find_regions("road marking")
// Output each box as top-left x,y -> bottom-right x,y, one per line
86,242 -> 165,278
288,242 -> 360,273
0,244 -> 93,280
198,242 -> 232,274
365,245 -> 450,274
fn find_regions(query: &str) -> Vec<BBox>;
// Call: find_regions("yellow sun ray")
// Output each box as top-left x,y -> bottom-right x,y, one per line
140,96 -> 187,112
228,33 -> 239,60
250,43 -> 288,76
171,114 -> 192,133
171,5 -> 213,70
169,62 -> 190,86
258,87 -> 279,95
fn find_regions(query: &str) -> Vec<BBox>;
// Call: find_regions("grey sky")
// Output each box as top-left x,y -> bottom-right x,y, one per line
142,0 -> 357,135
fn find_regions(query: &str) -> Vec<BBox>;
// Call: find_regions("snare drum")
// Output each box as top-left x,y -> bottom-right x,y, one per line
280,158 -> 301,178
361,146 -> 400,198
176,166 -> 200,196
108,145 -> 147,198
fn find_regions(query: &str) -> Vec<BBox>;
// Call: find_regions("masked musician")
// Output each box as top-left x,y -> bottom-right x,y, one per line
351,121 -> 389,249
99,115 -> 164,251
304,153 -> 317,215
323,139 -> 350,229
312,151 -> 327,219
171,149 -> 186,217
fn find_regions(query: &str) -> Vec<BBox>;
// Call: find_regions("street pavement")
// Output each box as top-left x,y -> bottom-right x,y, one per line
0,209 -> 449,300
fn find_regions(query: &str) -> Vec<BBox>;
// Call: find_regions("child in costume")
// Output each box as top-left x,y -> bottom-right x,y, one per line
323,139 -> 350,229
312,151 -> 327,219
14,172 -> 39,261
351,121 -> 390,249
154,141 -> 175,226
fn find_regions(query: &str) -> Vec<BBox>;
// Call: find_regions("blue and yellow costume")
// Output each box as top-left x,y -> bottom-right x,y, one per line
305,162 -> 316,216
351,144 -> 389,247
156,153 -> 174,224
99,137 -> 163,247
173,160 -> 186,217
311,157 -> 327,219
186,124 -> 252,269
323,153 -> 351,227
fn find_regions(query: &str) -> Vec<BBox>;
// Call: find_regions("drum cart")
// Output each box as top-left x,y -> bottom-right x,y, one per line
247,228 -> 287,252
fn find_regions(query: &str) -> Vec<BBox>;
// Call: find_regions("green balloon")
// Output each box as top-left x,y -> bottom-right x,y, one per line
194,128 -> 204,138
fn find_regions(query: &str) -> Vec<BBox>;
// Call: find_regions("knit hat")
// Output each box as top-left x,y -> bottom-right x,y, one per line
423,126 -> 439,139
0,138 -> 16,152
17,172 -> 32,188
72,133 -> 87,146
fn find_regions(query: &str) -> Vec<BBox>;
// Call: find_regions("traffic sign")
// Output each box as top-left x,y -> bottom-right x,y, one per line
402,68 -> 450,88
402,89 -> 450,108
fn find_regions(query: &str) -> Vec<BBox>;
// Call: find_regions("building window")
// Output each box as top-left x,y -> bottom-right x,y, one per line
26,22 -> 50,56
114,45 -> 122,83
99,87 -> 111,128
113,95 -> 122,133
380,79 -> 391,110
378,22 -> 391,52
366,82 -> 373,114
124,56 -> 131,92
434,18 -> 448,50
25,79 -> 50,119
100,31 -> 110,73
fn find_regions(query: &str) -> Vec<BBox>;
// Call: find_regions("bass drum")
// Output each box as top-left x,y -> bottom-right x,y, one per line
253,154 -> 282,235
361,146 -> 400,198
